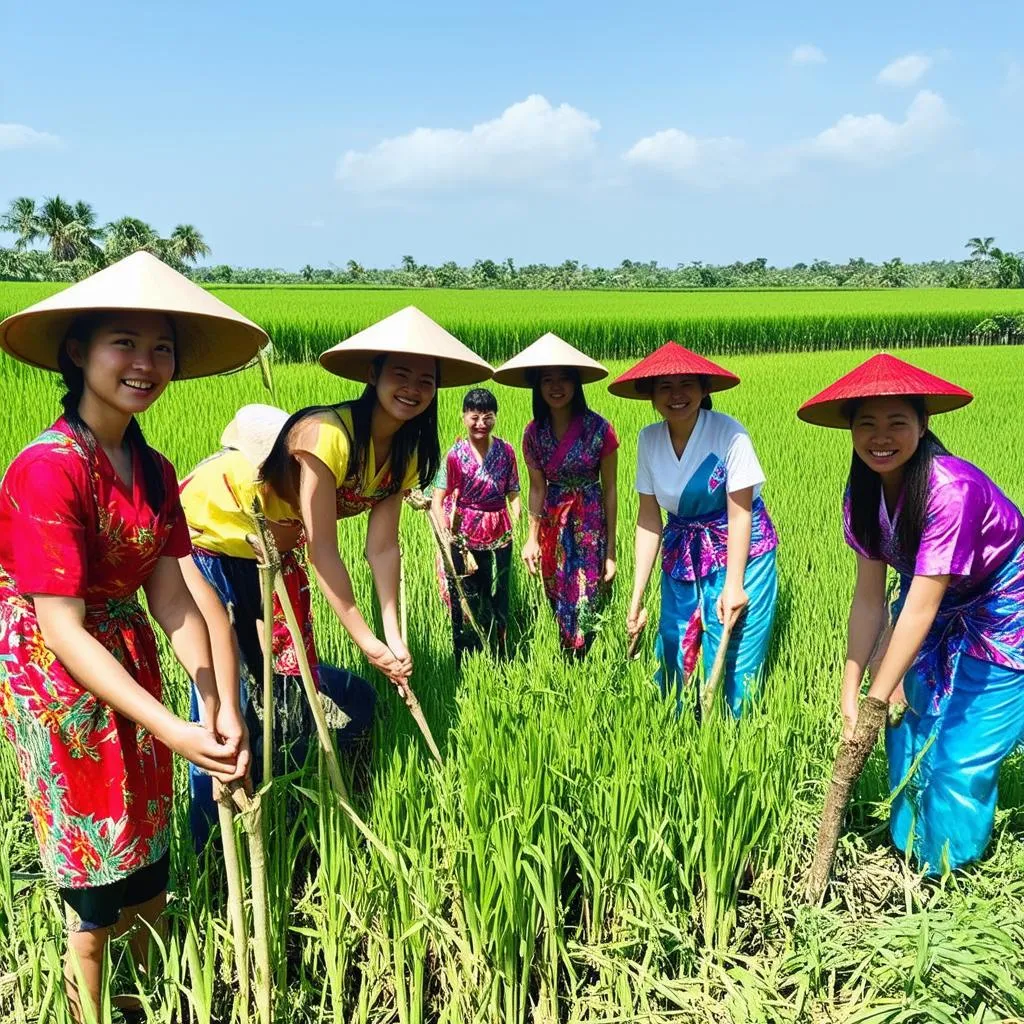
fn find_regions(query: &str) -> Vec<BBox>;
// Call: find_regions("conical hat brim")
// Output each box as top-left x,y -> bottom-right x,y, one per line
219,403 -> 290,469
492,333 -> 608,388
319,306 -> 493,387
0,251 -> 269,379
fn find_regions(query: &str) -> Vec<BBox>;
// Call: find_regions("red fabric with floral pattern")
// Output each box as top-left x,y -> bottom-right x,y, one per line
0,419 -> 191,888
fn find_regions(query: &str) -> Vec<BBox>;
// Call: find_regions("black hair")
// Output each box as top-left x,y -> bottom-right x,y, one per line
635,373 -> 713,410
527,366 -> 590,426
58,312 -> 172,512
260,352 -> 441,498
846,396 -> 949,560
463,387 -> 498,414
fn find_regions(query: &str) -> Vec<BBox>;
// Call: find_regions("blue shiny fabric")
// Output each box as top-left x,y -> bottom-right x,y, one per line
656,547 -> 778,718
887,655 -> 1024,874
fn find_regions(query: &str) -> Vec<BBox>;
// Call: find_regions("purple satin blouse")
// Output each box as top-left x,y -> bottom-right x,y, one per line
843,455 -> 1024,592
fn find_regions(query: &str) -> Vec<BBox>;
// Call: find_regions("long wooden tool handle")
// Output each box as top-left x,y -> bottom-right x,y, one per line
806,696 -> 888,905
701,619 -> 735,716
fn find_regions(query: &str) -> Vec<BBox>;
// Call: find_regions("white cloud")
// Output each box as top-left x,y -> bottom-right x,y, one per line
877,53 -> 933,86
807,90 -> 953,164
623,129 -> 769,187
0,123 -> 60,150
791,44 -> 826,65
336,95 -> 600,193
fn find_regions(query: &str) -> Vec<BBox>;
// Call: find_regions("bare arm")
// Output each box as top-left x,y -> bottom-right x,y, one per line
628,493 -> 663,634
32,592 -> 243,779
866,574 -> 949,703
430,483 -> 449,536
600,449 -> 618,580
365,492 -> 405,654
718,486 -> 754,626
521,465 -> 547,574
295,451 -> 410,682
841,556 -> 888,736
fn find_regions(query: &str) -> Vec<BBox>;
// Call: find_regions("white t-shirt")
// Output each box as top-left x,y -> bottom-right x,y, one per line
635,410 -> 765,518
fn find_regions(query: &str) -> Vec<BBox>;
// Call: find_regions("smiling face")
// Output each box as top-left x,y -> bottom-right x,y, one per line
463,407 -> 495,442
538,367 -> 576,411
650,374 -> 705,428
850,397 -> 927,476
370,352 -> 438,423
68,311 -> 177,416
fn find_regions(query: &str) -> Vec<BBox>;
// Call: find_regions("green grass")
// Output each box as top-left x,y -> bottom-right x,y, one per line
1,346 -> 1023,1022
2,283 -> 1023,364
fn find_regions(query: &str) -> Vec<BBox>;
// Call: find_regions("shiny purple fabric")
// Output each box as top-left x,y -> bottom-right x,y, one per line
844,455 -> 1024,595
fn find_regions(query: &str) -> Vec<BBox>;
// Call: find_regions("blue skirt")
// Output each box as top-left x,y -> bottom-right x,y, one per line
887,654 -> 1024,874
656,548 -> 778,717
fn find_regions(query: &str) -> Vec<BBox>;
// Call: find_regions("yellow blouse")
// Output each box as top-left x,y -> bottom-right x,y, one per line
180,406 -> 420,559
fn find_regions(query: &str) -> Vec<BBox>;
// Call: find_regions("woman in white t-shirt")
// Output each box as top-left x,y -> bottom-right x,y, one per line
610,343 -> 779,716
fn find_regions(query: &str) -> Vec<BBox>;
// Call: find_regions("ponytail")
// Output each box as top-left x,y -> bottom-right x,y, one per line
59,314 -> 169,512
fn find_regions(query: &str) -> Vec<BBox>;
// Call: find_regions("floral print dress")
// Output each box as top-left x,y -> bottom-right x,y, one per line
523,411 -> 618,650
0,420 -> 191,888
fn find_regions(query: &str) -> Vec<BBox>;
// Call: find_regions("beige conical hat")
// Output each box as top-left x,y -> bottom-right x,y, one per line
219,403 -> 291,470
319,305 -> 492,387
492,332 -> 608,388
0,251 -> 269,379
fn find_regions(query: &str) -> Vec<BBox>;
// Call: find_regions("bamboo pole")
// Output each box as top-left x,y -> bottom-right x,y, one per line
229,787 -> 271,1024
215,783 -> 250,1021
806,695 -> 888,905
258,555 -> 276,787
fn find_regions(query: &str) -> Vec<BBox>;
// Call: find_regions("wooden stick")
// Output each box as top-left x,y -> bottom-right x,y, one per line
215,782 -> 250,1020
700,618 -> 735,717
229,788 -> 271,1024
806,695 -> 888,905
245,518 -> 398,868
258,557 -> 276,787
398,546 -> 443,767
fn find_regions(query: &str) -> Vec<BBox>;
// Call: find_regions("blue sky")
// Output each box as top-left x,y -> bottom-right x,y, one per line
1,0 -> 1021,269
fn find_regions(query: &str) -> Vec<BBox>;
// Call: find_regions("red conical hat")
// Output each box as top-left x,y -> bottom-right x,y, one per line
608,341 -> 739,399
797,353 -> 973,429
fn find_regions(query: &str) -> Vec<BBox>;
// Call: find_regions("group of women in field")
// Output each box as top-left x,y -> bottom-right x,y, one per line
0,252 -> 1022,1019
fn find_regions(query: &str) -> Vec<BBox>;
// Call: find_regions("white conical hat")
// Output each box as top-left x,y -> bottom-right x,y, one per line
319,305 -> 492,388
219,404 -> 291,470
492,332 -> 608,388
0,251 -> 269,379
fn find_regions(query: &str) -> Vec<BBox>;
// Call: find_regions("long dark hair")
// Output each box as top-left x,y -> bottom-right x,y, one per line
635,373 -> 714,410
846,396 -> 949,560
58,312 -> 171,512
260,353 -> 441,497
527,366 -> 590,427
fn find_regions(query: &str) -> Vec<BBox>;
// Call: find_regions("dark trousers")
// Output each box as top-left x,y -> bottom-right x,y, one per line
448,544 -> 512,669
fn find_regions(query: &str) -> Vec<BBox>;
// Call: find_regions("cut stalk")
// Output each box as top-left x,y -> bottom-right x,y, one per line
806,695 -> 888,905
258,557 -> 276,787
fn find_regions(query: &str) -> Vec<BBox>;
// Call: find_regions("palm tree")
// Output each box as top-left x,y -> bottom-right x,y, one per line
0,197 -> 41,250
103,216 -> 159,262
169,224 -> 211,265
965,236 -> 996,260
37,195 -> 99,262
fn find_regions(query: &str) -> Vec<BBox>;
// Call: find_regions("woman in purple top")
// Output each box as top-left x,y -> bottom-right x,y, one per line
799,353 -> 1024,874
431,388 -> 521,668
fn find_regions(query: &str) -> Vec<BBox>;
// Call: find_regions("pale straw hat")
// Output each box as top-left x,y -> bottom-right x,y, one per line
492,332 -> 608,388
219,404 -> 291,470
0,251 -> 269,379
319,305 -> 492,387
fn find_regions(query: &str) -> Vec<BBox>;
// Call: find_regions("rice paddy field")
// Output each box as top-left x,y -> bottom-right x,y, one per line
1,290 -> 1024,1023
2,283 -> 1024,363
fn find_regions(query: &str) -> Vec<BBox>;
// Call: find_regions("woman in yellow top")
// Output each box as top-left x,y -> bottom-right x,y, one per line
179,307 -> 492,843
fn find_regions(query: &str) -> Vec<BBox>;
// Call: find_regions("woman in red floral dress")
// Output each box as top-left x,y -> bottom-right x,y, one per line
0,253 -> 265,1022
